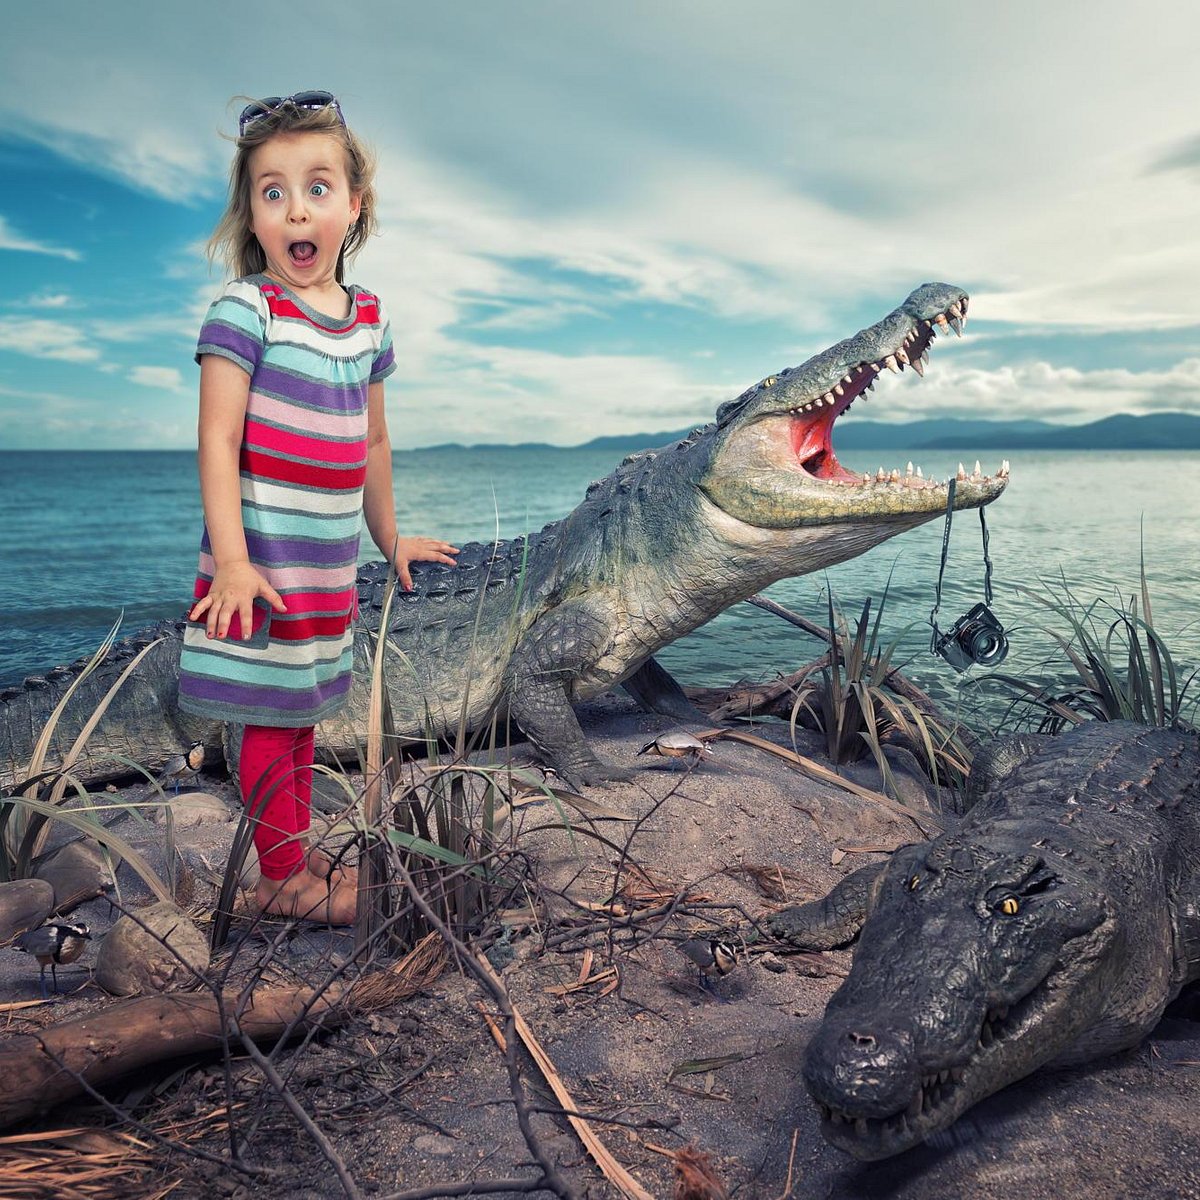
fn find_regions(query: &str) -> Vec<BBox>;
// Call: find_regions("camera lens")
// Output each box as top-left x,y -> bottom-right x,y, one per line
966,625 -> 1007,666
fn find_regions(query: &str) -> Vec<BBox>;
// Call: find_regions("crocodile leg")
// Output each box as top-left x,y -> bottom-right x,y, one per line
505,601 -> 637,790
620,657 -> 707,721
768,861 -> 888,949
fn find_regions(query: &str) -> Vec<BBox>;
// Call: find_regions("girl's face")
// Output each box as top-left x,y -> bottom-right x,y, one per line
247,131 -> 361,298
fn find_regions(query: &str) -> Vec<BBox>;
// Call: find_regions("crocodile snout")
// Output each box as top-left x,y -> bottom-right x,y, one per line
804,1015 -> 919,1119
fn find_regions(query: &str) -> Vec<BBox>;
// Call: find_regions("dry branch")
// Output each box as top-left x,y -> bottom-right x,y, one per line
0,939 -> 445,1131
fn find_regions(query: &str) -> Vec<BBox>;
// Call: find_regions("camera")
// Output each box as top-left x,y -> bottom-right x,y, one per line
933,602 -> 1009,672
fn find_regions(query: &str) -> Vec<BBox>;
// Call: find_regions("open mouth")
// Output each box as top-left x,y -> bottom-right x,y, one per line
816,984 -> 1044,1158
289,241 -> 318,267
778,297 -> 1006,489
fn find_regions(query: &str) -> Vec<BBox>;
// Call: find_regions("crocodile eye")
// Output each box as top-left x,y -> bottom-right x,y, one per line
907,875 -> 921,891
997,896 -> 1019,916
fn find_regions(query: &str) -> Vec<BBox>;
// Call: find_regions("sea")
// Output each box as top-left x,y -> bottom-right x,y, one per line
2,446 -> 1199,729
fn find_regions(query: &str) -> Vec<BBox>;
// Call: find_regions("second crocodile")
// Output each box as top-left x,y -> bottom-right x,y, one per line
770,720 -> 1200,1159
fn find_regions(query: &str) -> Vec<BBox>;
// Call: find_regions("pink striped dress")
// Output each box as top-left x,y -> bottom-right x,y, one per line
177,275 -> 395,727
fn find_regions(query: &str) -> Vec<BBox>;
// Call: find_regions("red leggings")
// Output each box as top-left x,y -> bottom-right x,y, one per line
240,724 -> 314,881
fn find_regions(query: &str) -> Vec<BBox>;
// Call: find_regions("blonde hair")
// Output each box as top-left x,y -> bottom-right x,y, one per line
207,98 -> 378,284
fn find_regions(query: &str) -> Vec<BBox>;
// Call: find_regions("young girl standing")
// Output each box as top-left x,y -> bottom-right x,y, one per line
179,92 -> 457,923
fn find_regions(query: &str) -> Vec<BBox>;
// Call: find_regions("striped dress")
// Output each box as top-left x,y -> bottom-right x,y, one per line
177,274 -> 395,727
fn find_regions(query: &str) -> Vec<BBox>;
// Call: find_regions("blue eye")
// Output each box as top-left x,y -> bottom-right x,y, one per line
264,186 -> 283,202
310,182 -> 329,197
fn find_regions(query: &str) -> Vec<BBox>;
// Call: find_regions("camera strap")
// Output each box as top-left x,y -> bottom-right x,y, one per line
929,478 -> 996,652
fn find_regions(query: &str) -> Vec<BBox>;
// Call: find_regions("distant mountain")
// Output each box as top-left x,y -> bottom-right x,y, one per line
403,412 -> 1200,455
921,412 -> 1200,450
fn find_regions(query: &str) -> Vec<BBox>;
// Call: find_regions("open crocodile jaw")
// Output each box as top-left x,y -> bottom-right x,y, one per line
701,289 -> 1011,530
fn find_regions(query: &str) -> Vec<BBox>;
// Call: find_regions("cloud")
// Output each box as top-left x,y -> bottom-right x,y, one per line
0,318 -> 100,362
850,355 -> 1200,426
0,215 -> 81,261
25,292 -> 72,309
128,365 -> 184,390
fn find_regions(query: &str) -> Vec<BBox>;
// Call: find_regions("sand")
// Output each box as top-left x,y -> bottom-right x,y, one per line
2,696 -> 1198,1199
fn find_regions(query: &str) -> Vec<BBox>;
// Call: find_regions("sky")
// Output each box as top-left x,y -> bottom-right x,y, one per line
1,1 -> 1198,450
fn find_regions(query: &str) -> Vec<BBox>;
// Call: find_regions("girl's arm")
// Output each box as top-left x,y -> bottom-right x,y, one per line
362,382 -> 458,590
189,355 -> 286,639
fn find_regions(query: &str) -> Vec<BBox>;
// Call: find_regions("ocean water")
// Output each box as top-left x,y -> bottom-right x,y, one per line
2,447 -> 1199,726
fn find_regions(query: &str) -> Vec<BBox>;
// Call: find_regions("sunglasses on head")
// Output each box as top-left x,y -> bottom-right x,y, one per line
238,91 -> 345,137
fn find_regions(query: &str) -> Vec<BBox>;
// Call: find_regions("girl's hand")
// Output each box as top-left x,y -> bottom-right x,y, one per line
189,561 -> 287,640
392,536 -> 459,591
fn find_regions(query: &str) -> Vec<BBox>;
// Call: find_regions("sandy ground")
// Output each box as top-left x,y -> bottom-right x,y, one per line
3,696 -> 1199,1199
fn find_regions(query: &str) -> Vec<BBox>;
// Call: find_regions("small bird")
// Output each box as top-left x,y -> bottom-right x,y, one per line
637,732 -> 714,765
13,921 -> 92,998
678,937 -> 738,990
155,741 -> 205,793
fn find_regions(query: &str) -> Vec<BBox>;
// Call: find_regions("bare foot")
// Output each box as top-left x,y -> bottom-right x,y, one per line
307,846 -> 358,889
255,869 -> 357,925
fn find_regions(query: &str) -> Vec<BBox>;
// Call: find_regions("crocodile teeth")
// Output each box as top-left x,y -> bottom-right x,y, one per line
870,362 -> 883,373
889,468 -> 901,483
907,1091 -> 923,1119
998,459 -> 1010,478
876,467 -> 887,482
949,316 -> 963,337
916,466 -> 924,479
895,347 -> 909,365
884,355 -> 900,373
909,356 -> 925,377
935,313 -> 949,328
948,301 -> 963,319
957,462 -> 967,481
833,383 -> 845,397
980,1022 -> 995,1048
973,460 -> 983,480
906,461 -> 914,477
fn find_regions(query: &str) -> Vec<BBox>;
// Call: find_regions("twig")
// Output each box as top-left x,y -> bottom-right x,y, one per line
238,1034 -> 362,1200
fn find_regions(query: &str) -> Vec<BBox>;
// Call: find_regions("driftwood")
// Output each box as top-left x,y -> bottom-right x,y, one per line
0,986 -> 347,1129
685,594 -> 977,747
0,933 -> 445,1130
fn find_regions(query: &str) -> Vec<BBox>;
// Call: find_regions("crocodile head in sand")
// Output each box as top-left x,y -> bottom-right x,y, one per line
804,834 -> 1117,1160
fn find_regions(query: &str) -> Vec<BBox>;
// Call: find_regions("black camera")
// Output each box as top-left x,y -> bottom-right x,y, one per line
933,602 -> 1009,672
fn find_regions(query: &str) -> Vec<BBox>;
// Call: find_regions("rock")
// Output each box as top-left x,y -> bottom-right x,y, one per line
0,879 -> 55,942
412,1134 -> 456,1157
151,792 -> 232,828
95,900 -> 209,996
34,840 -> 118,914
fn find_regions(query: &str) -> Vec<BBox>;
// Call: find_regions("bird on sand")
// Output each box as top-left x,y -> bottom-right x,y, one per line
637,731 -> 714,765
678,937 -> 738,990
13,921 -> 92,998
154,741 -> 205,793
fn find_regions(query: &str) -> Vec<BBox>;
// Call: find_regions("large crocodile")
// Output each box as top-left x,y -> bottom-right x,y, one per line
770,720 -> 1200,1159
0,282 -> 1007,790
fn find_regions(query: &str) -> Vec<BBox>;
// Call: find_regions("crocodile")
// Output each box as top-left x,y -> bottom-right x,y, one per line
0,282 -> 1007,791
769,720 -> 1200,1160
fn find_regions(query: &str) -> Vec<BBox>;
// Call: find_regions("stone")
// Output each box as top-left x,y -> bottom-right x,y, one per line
34,839 -> 118,914
0,878 -> 55,942
95,900 -> 209,996
151,791 -> 233,828
412,1134 -> 456,1157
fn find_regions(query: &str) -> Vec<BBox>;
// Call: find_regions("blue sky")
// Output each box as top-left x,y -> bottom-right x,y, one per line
1,1 -> 1198,449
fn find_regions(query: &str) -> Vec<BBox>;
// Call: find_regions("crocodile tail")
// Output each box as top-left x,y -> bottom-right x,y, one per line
0,622 -> 220,789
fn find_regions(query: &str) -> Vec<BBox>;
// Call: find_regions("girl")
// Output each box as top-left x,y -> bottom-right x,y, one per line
179,91 -> 457,924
